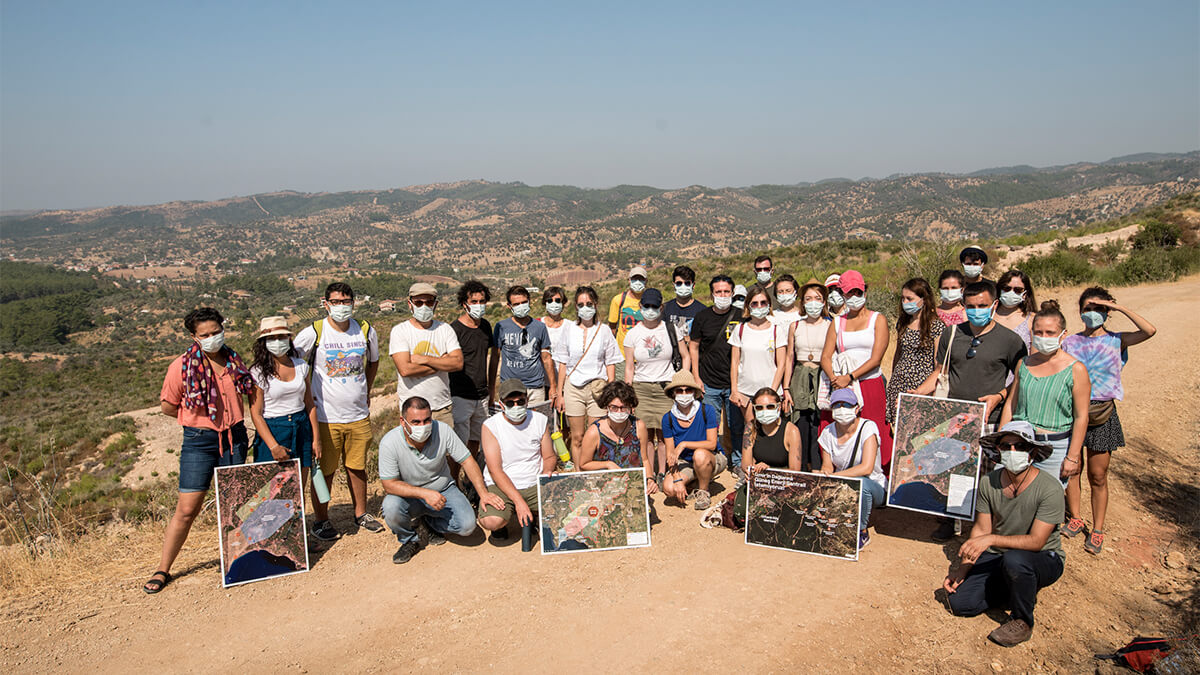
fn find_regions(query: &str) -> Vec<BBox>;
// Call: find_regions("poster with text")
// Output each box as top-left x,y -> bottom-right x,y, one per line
887,393 -> 986,520
745,469 -> 861,561
538,468 -> 651,554
215,459 -> 309,587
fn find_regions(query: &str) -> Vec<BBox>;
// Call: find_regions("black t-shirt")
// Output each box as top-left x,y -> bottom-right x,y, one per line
691,307 -> 743,388
938,321 -> 1027,422
449,318 -> 493,400
663,298 -> 708,342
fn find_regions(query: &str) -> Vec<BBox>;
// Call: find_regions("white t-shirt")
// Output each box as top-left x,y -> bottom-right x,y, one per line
623,322 -> 675,383
293,318 -> 379,424
771,308 -> 802,330
388,319 -> 462,411
251,358 -> 309,418
552,321 -> 621,387
818,418 -> 886,487
482,410 -> 548,490
727,321 -> 780,396
541,317 -> 569,358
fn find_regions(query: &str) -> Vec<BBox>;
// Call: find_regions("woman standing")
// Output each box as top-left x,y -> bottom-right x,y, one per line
577,382 -> 657,496
820,270 -> 893,467
729,284 -> 786,473
937,270 -> 967,327
624,288 -> 690,477
818,388 -> 887,550
248,316 -> 321,481
539,286 -> 570,353
1060,287 -> 1156,554
994,270 -> 1037,350
144,307 -> 255,594
770,274 -> 803,329
783,278 -> 830,470
554,286 -> 621,463
999,301 -> 1089,490
886,278 -> 944,426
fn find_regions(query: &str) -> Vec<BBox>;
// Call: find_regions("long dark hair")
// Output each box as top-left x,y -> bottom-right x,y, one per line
896,278 -> 937,349
251,336 -> 297,390
751,387 -> 783,434
997,269 -> 1037,315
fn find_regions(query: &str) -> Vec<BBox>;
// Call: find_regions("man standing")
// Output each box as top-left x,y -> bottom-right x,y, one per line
489,285 -> 556,416
688,275 -> 746,474
477,379 -> 557,543
662,264 -> 707,346
959,245 -> 992,286
752,255 -> 779,309
944,421 -> 1065,647
294,282 -> 383,540
379,396 -> 505,564
389,282 -> 463,427
608,265 -> 646,378
449,280 -> 494,456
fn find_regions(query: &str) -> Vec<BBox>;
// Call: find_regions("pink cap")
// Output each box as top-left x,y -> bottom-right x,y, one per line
840,270 -> 866,293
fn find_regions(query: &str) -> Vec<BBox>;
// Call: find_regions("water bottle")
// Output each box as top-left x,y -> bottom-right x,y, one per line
311,467 -> 331,504
551,431 -> 571,465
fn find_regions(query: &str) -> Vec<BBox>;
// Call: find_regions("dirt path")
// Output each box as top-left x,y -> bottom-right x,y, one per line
3,276 -> 1197,674
1002,224 -> 1140,266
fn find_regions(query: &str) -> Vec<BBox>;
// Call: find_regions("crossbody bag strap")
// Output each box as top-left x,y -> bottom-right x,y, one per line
941,323 -> 956,372
848,420 -> 866,470
565,323 -> 601,383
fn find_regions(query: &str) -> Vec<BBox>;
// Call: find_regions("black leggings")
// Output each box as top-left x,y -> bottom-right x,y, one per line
791,408 -> 822,471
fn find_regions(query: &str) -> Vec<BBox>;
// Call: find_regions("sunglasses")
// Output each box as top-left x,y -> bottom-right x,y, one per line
1000,285 -> 1024,293
547,298 -> 564,304
965,336 -> 982,359
754,266 -> 772,272
996,441 -> 1028,451
749,301 -> 770,308
753,403 -> 779,411
674,387 -> 694,394
641,304 -> 661,310
410,298 -> 436,307
578,301 -> 595,308
503,398 -> 528,407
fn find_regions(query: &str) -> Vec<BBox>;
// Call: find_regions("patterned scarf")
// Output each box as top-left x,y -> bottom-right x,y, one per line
181,341 -> 255,422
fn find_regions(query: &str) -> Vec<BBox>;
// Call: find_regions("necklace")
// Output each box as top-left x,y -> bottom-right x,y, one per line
798,319 -> 823,362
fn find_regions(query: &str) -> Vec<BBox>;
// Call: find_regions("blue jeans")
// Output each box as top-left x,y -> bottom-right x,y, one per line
178,423 -> 248,493
860,478 -> 887,531
382,483 -> 477,545
251,411 -> 313,467
702,386 -> 745,468
1033,434 -> 1070,489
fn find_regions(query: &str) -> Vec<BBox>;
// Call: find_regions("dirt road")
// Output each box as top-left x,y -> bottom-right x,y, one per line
2,276 -> 1197,674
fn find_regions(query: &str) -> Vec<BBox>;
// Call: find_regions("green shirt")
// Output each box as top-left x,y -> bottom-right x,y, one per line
1013,359 -> 1077,433
976,467 -> 1065,558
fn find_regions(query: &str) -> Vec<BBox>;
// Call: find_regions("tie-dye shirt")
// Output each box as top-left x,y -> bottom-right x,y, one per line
1062,331 -> 1124,401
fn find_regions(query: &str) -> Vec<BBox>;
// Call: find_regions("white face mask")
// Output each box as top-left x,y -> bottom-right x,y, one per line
1000,449 -> 1032,473
406,421 -> 433,443
732,298 -> 745,309
674,393 -> 695,407
198,333 -> 225,354
629,279 -> 646,293
844,295 -> 866,311
831,406 -> 857,425
328,304 -> 353,322
1000,290 -> 1025,308
963,264 -> 983,279
777,293 -> 797,307
674,283 -> 693,298
467,303 -> 487,320
640,307 -> 661,322
1032,331 -> 1064,356
804,301 -> 824,318
750,305 -> 770,319
756,270 -> 772,284
265,338 -> 290,356
577,305 -> 596,322
713,296 -> 733,311
608,410 -> 629,424
827,290 -> 844,308
546,301 -> 563,316
755,407 -> 781,425
940,288 -> 963,303
503,404 -> 527,423
412,304 -> 435,323
510,302 -> 530,318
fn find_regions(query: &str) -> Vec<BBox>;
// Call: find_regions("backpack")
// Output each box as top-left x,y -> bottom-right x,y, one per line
307,318 -> 372,372
1096,636 -> 1179,672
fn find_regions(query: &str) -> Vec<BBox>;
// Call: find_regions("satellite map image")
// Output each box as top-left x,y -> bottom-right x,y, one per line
215,459 -> 309,587
745,469 -> 861,561
888,394 -> 986,520
538,468 -> 651,554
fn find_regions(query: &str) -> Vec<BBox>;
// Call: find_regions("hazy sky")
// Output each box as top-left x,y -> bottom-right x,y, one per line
2,1 -> 1197,211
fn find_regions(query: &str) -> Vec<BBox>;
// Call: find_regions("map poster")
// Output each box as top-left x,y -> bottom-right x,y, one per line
537,468 -> 652,555
214,459 -> 310,587
744,469 -> 862,561
887,393 -> 986,521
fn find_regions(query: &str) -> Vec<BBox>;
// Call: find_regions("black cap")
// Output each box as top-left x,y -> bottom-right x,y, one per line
640,288 -> 663,306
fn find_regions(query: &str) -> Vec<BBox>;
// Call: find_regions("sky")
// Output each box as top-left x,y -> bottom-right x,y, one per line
1,1 -> 1198,211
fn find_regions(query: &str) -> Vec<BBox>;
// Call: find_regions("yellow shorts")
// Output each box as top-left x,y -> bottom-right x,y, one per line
318,418 -> 372,475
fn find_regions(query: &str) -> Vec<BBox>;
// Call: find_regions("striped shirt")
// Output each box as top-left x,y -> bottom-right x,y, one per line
1013,359 -> 1077,433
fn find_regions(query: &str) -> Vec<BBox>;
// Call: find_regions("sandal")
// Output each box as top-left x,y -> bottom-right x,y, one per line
143,570 -> 172,594
1062,517 -> 1086,538
1084,530 -> 1105,555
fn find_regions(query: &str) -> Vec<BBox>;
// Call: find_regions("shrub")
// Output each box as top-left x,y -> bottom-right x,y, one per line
1131,219 -> 1181,250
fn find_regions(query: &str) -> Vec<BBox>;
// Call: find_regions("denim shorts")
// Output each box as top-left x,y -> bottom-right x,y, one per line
251,411 -> 313,468
179,423 -> 249,493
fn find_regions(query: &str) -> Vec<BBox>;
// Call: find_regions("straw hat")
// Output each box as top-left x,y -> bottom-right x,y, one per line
664,370 -> 702,398
256,316 -> 292,339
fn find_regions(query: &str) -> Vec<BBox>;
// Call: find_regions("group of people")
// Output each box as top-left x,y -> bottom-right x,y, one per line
144,247 -> 1157,648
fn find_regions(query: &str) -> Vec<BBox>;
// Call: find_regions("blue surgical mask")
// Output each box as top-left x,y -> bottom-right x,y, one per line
1081,311 -> 1107,329
965,304 -> 995,327
902,301 -> 922,316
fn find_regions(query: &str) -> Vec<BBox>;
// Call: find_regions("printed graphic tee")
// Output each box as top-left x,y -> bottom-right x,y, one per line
294,318 -> 379,424
389,319 -> 462,411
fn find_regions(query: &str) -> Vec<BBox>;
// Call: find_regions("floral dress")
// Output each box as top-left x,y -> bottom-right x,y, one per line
593,420 -> 642,468
885,320 -> 945,424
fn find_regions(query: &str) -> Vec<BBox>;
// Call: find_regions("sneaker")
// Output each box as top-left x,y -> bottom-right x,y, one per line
859,529 -> 871,550
356,513 -> 384,534
311,520 -> 340,541
415,517 -> 446,547
1062,517 -> 1086,538
1084,529 -> 1105,555
987,618 -> 1033,647
391,541 -> 420,564
490,526 -> 510,542
693,489 -> 711,510
931,518 -> 956,542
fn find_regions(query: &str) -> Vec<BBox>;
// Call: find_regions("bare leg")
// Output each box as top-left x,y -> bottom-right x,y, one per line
567,414 -> 588,464
692,449 -> 716,492
1087,451 -> 1111,531
346,467 -> 369,519
652,430 -> 666,474
155,491 -> 208,574
1064,472 -> 1083,520
478,515 -> 509,532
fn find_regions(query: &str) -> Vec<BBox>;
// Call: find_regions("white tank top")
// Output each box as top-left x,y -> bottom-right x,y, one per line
482,411 -> 548,490
837,312 -> 881,381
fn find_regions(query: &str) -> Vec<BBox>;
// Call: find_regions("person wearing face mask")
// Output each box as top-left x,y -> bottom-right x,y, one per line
959,245 -> 991,286
489,285 -> 556,416
731,284 -> 748,312
885,278 -> 944,427
662,264 -> 707,346
145,307 -> 256,594
608,266 -> 647,376
578,382 -> 657,497
945,421 -> 1065,648
729,285 -> 786,479
688,275 -> 745,472
824,274 -> 847,317
390,283 -> 464,430
248,316 -> 321,478
820,270 -> 893,470
994,269 -> 1037,350
751,255 -> 780,308
292,282 -> 383,541
660,371 -> 722,509
1000,301 -> 1089,490
728,388 -> 801,524
769,274 -> 802,329
539,286 -> 570,354
553,286 -> 621,464
449,281 -> 495,456
624,288 -> 691,478
477,379 -> 557,544
936,270 -> 967,327
818,388 -> 887,551
379,396 -> 503,564
783,278 -> 830,470
1060,287 -> 1156,555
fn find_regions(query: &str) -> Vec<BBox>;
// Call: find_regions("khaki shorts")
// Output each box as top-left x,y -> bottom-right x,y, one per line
675,449 -> 728,484
431,405 -> 454,427
478,483 -> 539,524
563,379 -> 605,418
317,418 -> 372,475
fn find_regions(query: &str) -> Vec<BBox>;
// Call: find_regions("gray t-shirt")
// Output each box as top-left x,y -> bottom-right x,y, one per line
494,317 -> 552,388
378,421 -> 470,492
977,467 -> 1065,558
938,322 -> 1027,423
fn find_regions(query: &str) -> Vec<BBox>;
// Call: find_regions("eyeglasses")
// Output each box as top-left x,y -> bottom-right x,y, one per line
753,403 -> 779,411
607,404 -> 631,413
965,336 -> 982,359
996,441 -> 1027,451
326,298 -> 353,306
410,298 -> 436,307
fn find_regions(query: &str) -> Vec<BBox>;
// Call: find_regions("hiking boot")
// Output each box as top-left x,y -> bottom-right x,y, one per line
356,513 -> 384,534
932,518 -> 956,542
859,529 -> 871,550
1062,517 -> 1086,538
415,517 -> 446,547
1084,530 -> 1105,555
693,490 -> 711,510
490,526 -> 510,542
311,519 -> 340,541
987,618 -> 1033,647
392,541 -> 420,564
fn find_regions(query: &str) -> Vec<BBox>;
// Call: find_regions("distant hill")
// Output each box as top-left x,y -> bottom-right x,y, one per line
2,152 -> 1197,281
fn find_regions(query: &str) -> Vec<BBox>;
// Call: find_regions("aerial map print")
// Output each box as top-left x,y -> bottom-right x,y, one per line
745,469 -> 861,561
887,394 -> 986,520
214,459 -> 309,587
538,468 -> 651,554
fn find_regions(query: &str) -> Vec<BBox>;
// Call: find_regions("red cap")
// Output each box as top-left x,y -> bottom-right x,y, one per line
840,269 -> 866,293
